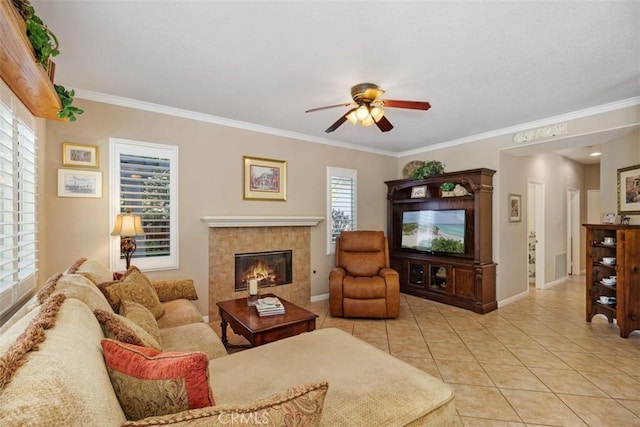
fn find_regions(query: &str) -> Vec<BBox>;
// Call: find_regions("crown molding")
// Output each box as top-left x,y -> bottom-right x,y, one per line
397,96 -> 640,158
73,89 -> 396,157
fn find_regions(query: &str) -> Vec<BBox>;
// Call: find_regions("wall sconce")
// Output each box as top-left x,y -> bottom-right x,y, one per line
111,210 -> 145,270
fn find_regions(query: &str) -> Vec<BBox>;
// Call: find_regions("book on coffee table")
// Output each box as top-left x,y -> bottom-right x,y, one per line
255,297 -> 285,316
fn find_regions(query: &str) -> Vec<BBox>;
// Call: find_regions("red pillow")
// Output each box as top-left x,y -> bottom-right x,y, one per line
101,339 -> 214,421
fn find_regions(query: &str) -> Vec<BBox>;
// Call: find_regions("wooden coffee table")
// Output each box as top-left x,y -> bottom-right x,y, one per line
216,294 -> 318,348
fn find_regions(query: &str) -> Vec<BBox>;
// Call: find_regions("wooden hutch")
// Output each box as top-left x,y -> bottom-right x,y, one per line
583,224 -> 640,338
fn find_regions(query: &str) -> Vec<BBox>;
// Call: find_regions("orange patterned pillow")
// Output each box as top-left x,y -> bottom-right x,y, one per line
101,339 -> 214,421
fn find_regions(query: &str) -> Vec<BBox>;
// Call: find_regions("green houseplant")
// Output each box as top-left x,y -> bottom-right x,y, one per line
440,182 -> 455,197
410,160 -> 445,179
13,0 -> 83,121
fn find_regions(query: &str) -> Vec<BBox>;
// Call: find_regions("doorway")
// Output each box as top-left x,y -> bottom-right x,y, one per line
567,188 -> 581,275
528,181 -> 545,289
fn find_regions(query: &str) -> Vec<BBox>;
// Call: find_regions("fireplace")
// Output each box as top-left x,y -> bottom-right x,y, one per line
234,250 -> 293,292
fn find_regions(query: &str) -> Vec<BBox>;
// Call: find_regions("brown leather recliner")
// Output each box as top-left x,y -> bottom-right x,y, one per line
329,230 -> 400,318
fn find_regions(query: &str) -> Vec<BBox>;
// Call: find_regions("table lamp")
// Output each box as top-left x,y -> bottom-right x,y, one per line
111,210 -> 145,270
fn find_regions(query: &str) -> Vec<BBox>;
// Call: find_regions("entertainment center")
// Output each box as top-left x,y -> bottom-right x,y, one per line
385,168 -> 497,314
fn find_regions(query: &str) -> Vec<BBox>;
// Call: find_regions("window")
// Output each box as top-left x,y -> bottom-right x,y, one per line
0,81 -> 38,319
327,167 -> 357,254
110,138 -> 178,271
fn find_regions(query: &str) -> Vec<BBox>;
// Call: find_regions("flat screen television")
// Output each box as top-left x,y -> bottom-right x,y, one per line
401,209 -> 466,254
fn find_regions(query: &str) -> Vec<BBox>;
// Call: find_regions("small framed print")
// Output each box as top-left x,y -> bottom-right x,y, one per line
508,193 -> 522,223
602,212 -> 617,224
62,142 -> 99,168
243,156 -> 287,201
57,169 -> 102,198
617,164 -> 640,214
410,186 -> 427,198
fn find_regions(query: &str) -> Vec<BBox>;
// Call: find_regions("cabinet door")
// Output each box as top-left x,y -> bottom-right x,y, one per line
452,267 -> 475,298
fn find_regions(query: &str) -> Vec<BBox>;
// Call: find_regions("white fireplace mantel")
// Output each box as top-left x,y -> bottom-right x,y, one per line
201,216 -> 324,228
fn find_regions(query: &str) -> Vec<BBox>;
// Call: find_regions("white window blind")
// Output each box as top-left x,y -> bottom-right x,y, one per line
0,81 -> 38,318
110,139 -> 178,271
327,167 -> 357,254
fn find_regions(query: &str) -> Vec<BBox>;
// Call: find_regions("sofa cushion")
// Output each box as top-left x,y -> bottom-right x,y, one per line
157,299 -> 204,329
120,300 -> 162,348
99,267 -> 165,319
66,257 -> 114,284
101,339 -> 214,421
94,309 -> 163,351
121,381 -> 328,427
0,297 -> 126,426
37,272 -> 114,313
160,323 -> 227,360
210,328 -> 457,426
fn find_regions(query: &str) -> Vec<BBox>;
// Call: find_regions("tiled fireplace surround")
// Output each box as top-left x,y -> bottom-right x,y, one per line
203,216 -> 322,321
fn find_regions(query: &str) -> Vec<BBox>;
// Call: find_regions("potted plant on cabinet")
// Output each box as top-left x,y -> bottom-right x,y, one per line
440,182 -> 456,197
410,160 -> 445,179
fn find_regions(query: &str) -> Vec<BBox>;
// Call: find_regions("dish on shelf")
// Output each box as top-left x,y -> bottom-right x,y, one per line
601,257 -> 616,265
601,241 -> 616,246
598,296 -> 616,305
602,277 -> 616,285
600,280 -> 616,287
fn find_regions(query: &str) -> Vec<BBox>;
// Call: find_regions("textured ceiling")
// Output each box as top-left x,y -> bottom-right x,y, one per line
31,1 -> 640,157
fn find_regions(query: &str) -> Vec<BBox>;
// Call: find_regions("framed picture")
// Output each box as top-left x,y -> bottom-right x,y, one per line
410,185 -> 427,198
243,156 -> 287,201
57,169 -> 102,198
602,212 -> 617,224
617,164 -> 640,214
508,193 -> 522,222
62,142 -> 99,168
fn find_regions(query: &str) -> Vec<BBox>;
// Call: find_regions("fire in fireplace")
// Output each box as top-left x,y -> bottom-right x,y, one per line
234,250 -> 293,291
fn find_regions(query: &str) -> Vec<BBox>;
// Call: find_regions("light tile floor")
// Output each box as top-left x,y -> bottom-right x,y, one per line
218,276 -> 640,426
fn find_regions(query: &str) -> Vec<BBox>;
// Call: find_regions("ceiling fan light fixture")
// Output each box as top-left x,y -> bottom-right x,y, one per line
355,105 -> 370,121
370,107 -> 384,122
346,110 -> 358,125
361,115 -> 375,127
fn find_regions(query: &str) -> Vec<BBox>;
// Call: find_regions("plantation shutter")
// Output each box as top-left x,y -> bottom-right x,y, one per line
327,167 -> 357,248
0,82 -> 38,318
119,153 -> 171,259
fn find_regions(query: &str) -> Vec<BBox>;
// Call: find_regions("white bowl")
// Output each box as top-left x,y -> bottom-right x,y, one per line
602,278 -> 616,285
602,257 -> 616,265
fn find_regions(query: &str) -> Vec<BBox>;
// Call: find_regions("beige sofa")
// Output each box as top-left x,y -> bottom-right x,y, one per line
0,259 -> 458,426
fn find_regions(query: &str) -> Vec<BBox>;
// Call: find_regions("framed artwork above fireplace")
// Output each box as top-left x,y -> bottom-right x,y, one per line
243,156 -> 287,201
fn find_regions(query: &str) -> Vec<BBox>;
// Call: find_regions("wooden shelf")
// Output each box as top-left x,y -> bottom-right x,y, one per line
0,0 -> 62,120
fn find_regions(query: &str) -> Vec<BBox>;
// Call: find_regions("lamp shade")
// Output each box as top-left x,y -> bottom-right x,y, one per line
111,211 -> 145,237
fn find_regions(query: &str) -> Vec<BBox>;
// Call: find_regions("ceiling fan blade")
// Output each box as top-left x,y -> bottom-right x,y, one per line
381,100 -> 431,110
325,113 -> 348,133
375,115 -> 394,132
305,102 -> 353,113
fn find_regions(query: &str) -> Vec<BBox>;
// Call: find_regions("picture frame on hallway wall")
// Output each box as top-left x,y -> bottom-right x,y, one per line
617,164 -> 640,215
62,142 -> 99,168
57,169 -> 102,198
508,193 -> 522,222
243,156 -> 287,201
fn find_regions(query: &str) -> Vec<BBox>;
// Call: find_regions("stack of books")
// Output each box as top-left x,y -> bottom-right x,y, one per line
255,297 -> 285,316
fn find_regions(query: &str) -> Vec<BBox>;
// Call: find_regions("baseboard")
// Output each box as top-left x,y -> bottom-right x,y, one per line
311,293 -> 329,302
541,276 -> 567,289
498,289 -> 529,307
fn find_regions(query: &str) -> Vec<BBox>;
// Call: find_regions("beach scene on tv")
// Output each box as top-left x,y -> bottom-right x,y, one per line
401,209 -> 465,254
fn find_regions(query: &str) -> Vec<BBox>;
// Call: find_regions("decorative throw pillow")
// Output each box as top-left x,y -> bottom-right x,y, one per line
65,258 -> 114,285
0,293 -> 66,391
94,309 -> 162,351
119,300 -> 162,348
99,267 -> 164,319
121,381 -> 328,427
36,272 -> 114,313
101,339 -> 214,421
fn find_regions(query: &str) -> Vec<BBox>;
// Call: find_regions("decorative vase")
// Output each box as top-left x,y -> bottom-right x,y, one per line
441,191 -> 455,197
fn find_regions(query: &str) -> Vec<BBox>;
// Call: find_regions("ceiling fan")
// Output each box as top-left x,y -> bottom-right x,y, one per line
305,83 -> 431,133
